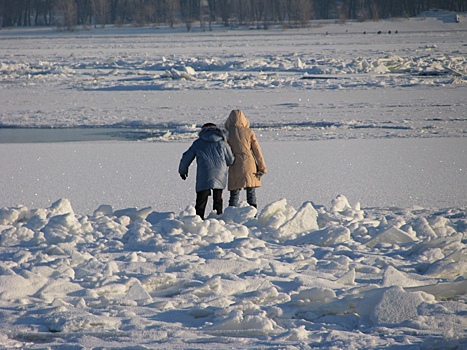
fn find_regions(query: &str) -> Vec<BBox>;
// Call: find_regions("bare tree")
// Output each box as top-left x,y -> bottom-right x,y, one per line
216,0 -> 230,26
109,0 -> 118,22
91,0 -> 109,27
180,0 -> 199,31
1,0 -> 467,28
165,0 -> 178,27
232,0 -> 252,26
312,0 -> 332,19
129,0 -> 160,26
0,0 -> 25,26
204,0 -> 217,29
32,0 -> 55,25
199,0 -> 209,30
286,0 -> 312,26
130,0 -> 146,26
54,0 -> 78,31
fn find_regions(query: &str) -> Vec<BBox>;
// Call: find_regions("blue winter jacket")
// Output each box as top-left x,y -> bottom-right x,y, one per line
179,125 -> 234,192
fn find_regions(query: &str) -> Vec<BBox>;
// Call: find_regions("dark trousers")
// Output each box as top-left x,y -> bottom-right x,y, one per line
229,187 -> 257,208
196,189 -> 223,219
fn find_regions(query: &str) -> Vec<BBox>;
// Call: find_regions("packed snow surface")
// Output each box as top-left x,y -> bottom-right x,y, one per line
1,10 -> 467,349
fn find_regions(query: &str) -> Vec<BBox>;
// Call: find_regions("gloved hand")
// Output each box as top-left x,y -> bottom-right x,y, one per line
255,172 -> 264,179
180,173 -> 188,180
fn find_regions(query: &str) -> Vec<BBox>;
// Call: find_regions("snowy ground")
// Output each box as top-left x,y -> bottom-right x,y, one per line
0,11 -> 467,349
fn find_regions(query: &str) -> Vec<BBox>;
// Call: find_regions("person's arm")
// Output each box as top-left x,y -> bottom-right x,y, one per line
251,131 -> 267,174
225,142 -> 235,167
179,143 -> 196,179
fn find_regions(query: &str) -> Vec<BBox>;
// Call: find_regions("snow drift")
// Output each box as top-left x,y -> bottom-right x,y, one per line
0,196 -> 466,348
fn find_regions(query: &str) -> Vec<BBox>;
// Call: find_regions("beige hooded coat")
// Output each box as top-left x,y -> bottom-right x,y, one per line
225,110 -> 267,191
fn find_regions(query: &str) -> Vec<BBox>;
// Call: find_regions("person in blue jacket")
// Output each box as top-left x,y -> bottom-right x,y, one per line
179,123 -> 235,219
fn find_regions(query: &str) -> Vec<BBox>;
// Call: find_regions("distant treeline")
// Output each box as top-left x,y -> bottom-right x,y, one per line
0,0 -> 465,30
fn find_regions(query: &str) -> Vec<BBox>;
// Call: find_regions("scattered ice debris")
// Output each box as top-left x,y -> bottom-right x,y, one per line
0,195 -> 466,348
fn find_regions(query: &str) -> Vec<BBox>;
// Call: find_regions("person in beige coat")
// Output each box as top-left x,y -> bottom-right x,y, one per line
224,109 -> 267,208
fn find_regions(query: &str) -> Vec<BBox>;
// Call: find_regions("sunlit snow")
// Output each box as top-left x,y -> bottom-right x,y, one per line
0,10 -> 466,349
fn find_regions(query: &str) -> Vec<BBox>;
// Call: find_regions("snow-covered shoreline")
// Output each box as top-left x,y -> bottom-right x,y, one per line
1,138 -> 466,215
1,11 -> 466,349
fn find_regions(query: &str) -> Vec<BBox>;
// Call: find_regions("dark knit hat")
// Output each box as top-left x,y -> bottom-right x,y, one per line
202,123 -> 217,128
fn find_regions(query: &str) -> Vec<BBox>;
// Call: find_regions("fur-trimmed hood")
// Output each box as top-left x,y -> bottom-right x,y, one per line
199,124 -> 226,142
